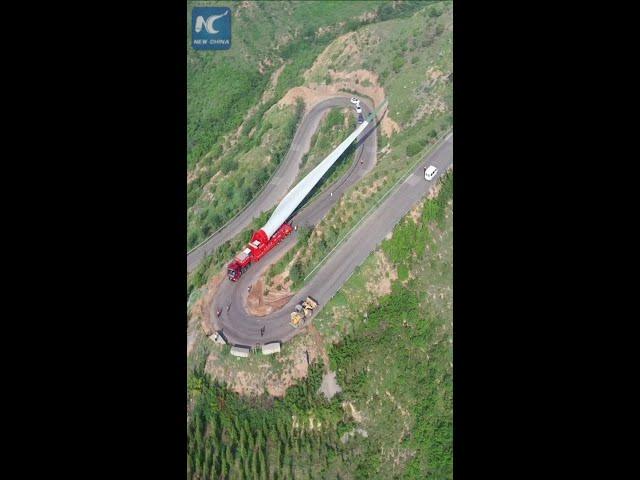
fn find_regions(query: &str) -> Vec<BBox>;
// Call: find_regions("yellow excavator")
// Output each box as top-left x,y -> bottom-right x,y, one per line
290,296 -> 319,328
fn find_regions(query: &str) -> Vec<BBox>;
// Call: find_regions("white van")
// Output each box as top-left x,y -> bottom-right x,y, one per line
424,165 -> 438,181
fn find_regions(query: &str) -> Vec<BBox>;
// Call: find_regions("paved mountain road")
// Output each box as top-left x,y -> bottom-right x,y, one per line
213,132 -> 453,347
187,95 -> 375,273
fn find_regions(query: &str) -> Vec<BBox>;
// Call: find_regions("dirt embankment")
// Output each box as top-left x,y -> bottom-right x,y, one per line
246,276 -> 293,317
205,332 -> 323,397
188,269 -> 226,357
366,251 -> 398,297
278,31 -> 400,138
279,71 -> 399,138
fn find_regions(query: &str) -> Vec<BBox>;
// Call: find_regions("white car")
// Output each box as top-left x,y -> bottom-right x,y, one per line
356,105 -> 362,114
350,97 -> 359,104
425,165 -> 438,181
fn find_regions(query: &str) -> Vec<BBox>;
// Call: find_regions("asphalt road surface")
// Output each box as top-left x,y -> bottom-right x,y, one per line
213,132 -> 453,348
187,95 -> 376,273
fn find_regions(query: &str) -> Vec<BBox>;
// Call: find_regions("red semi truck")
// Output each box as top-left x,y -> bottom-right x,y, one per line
227,223 -> 293,281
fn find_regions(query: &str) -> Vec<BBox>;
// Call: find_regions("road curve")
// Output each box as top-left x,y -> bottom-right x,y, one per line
213,132 -> 453,348
187,95 -> 375,273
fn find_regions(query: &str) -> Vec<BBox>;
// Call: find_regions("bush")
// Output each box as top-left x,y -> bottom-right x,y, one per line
397,264 -> 409,281
289,261 -> 304,285
406,140 -> 426,157
429,7 -> 442,18
219,157 -> 238,174
391,56 -> 405,73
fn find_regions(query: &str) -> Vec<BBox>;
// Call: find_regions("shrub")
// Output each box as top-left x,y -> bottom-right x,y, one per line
397,264 -> 409,281
289,261 -> 304,284
219,157 -> 238,174
391,56 -> 405,73
406,140 -> 426,157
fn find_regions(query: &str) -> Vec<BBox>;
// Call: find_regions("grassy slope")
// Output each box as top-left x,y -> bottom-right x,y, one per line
188,173 -> 453,479
187,1 -> 389,249
322,173 -> 453,478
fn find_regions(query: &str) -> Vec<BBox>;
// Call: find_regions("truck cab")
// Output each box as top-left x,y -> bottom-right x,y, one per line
227,248 -> 251,281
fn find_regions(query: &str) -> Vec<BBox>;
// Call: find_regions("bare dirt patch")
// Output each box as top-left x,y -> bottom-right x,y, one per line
246,277 -> 294,317
384,390 -> 411,432
187,269 -> 226,356
366,251 -> 398,297
426,66 -> 446,82
427,180 -> 444,200
319,371 -> 342,400
258,57 -> 274,75
248,249 -> 300,316
201,170 -> 222,196
190,269 -> 226,335
358,10 -> 378,22
308,324 -> 330,370
407,95 -> 448,128
408,199 -> 425,224
342,400 -> 365,423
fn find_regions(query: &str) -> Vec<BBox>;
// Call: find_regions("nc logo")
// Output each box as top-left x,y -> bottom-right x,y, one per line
192,7 -> 231,50
194,10 -> 229,35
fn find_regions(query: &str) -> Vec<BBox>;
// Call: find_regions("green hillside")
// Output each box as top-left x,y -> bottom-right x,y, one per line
188,174 -> 454,479
187,2 -> 453,478
187,0 -> 434,250
258,2 -> 453,289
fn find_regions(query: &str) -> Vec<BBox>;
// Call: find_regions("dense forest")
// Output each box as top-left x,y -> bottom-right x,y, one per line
187,362 -> 364,480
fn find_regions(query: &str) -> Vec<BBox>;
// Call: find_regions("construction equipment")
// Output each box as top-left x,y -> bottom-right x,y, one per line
290,305 -> 304,328
289,297 -> 319,328
302,296 -> 318,315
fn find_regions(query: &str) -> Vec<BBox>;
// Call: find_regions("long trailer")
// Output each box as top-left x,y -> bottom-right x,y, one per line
226,99 -> 388,282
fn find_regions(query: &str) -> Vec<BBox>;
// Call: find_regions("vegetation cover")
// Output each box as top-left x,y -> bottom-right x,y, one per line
187,2 -> 453,478
188,174 -> 453,479
187,0 -> 442,250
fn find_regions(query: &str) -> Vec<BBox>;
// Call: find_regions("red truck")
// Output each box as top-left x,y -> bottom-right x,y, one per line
226,223 -> 293,281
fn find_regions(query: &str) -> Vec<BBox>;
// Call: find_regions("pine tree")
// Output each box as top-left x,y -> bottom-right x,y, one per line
224,444 -> 234,479
187,449 -> 195,480
220,444 -> 228,480
258,447 -> 268,480
282,442 -> 290,478
201,457 -> 209,478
